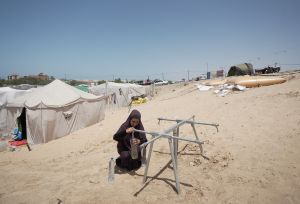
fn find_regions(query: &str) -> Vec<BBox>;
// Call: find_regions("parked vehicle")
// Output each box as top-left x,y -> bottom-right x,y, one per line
153,79 -> 169,85
255,66 -> 280,75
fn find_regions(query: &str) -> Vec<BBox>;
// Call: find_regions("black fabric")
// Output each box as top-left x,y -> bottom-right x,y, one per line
116,151 -> 142,171
17,108 -> 27,139
113,109 -> 147,171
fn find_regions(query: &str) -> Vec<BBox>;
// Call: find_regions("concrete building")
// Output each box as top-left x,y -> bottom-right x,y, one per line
28,73 -> 49,81
7,74 -> 20,80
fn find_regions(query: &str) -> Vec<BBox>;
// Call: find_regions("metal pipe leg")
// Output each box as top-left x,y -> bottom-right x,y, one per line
173,128 -> 178,169
143,136 -> 154,183
141,147 -> 147,166
191,123 -> 203,154
168,138 -> 180,194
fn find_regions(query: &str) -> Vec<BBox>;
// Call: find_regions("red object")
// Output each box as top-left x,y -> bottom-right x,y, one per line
9,139 -> 28,146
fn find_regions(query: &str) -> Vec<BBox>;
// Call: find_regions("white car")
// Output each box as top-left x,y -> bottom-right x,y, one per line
153,79 -> 169,86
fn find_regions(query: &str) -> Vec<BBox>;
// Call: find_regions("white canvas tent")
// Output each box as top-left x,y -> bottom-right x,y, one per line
0,87 -> 29,135
6,80 -> 106,144
89,82 -> 150,107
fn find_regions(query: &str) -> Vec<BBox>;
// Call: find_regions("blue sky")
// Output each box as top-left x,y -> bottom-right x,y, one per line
0,0 -> 299,80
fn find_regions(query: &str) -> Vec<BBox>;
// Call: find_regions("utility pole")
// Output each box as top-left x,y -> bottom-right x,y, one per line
223,67 -> 226,77
206,63 -> 210,79
206,63 -> 208,73
162,73 -> 165,80
187,70 -> 190,81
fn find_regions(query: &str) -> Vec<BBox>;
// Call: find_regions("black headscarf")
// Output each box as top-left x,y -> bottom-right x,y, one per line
113,109 -> 147,151
115,109 -> 145,134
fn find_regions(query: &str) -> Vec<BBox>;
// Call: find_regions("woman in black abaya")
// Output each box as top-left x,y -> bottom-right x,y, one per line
113,109 -> 147,171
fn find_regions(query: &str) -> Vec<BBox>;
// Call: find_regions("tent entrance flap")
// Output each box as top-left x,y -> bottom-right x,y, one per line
17,108 -> 27,139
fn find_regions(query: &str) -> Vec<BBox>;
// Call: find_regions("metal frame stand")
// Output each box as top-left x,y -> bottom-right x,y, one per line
134,115 -> 218,194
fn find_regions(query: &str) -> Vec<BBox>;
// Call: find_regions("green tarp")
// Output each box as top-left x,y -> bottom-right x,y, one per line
228,63 -> 254,76
75,84 -> 89,93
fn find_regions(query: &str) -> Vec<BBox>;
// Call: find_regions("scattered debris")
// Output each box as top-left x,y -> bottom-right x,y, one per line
196,83 -> 247,97
233,85 -> 246,91
196,84 -> 213,91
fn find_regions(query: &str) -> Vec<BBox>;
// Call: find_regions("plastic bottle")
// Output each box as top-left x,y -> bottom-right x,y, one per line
130,132 -> 138,160
108,157 -> 115,183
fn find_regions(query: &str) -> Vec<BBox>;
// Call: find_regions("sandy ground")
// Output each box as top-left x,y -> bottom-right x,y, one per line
0,72 -> 300,204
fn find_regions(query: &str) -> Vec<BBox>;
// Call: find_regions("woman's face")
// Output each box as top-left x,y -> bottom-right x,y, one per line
130,118 -> 140,127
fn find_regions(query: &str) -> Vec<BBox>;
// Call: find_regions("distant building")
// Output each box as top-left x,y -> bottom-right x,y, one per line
7,74 -> 20,80
216,70 -> 224,77
38,73 -> 49,80
29,73 -> 49,81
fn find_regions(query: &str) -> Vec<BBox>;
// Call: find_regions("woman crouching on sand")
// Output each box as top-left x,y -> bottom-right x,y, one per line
113,109 -> 147,171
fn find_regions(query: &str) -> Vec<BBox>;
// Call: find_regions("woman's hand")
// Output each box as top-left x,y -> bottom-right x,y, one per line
126,128 -> 140,145
132,138 -> 141,145
126,127 -> 134,133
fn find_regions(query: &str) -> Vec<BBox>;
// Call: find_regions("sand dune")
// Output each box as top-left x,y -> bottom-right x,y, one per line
0,72 -> 300,204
